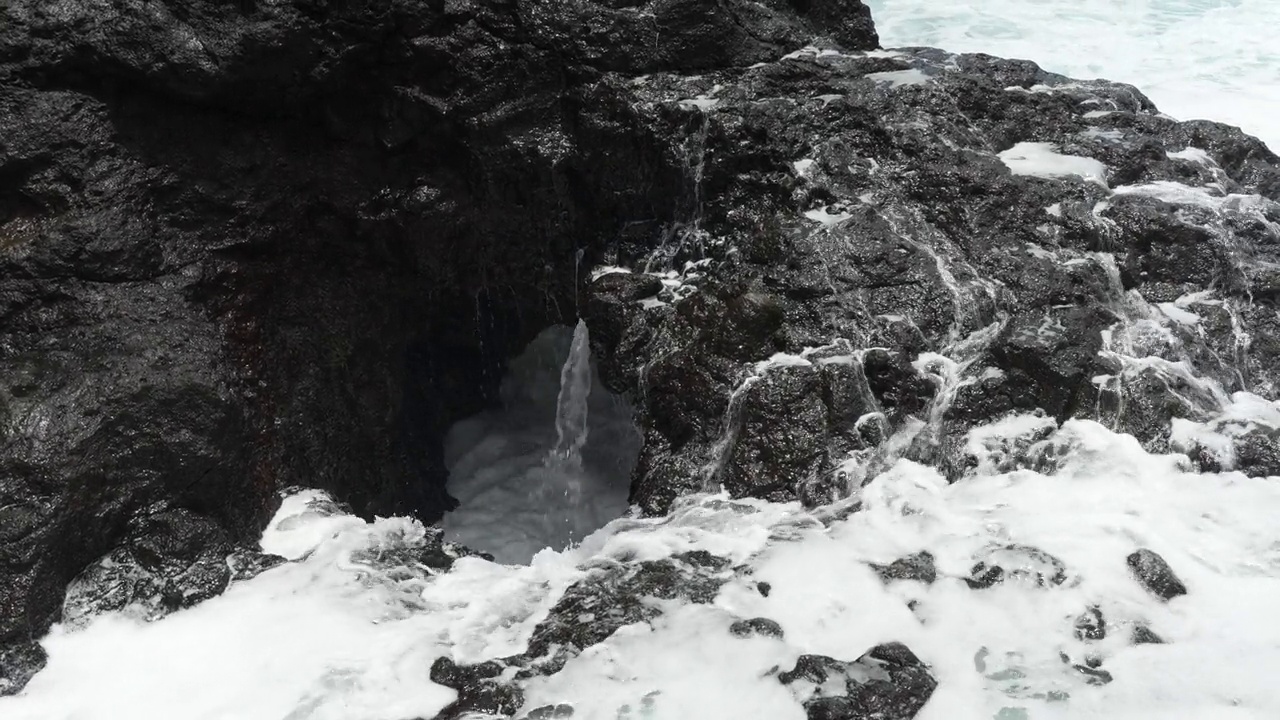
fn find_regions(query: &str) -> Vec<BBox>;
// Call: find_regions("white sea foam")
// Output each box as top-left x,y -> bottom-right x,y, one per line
998,142 -> 1108,183
5,419 -> 1280,720
804,206 -> 855,224
866,68 -> 932,87
866,0 -> 1280,151
1167,147 -> 1214,164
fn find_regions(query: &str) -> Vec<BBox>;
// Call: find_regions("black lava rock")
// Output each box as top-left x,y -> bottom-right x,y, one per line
4,0 -> 1279,694
779,643 -> 937,720
1127,549 -> 1188,600
872,551 -> 938,585
1131,625 -> 1166,645
429,657 -> 525,720
729,617 -> 786,639
1074,606 -> 1107,641
966,545 -> 1069,589
0,640 -> 46,697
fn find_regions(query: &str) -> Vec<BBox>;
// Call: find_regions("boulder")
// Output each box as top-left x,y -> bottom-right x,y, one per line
1127,549 -> 1188,600
779,643 -> 938,720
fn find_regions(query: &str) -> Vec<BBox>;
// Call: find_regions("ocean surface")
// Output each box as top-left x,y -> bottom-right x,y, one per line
866,0 -> 1280,151
3,3 -> 1279,719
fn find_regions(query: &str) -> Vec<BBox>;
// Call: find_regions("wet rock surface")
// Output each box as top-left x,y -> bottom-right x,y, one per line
730,616 -> 786,639
778,642 -> 938,720
1073,606 -> 1107,641
1131,625 -> 1165,645
61,511 -> 235,628
872,551 -> 938,585
428,550 -> 736,720
1127,549 -> 1188,600
965,545 -> 1069,589
0,640 -> 45,697
583,47 -> 1280,515
2,0 -> 1279,698
0,0 -> 876,662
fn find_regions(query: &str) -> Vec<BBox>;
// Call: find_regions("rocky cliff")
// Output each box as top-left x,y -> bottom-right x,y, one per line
2,0 -> 1278,700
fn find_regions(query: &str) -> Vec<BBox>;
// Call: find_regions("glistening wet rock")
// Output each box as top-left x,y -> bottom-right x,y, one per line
1074,607 -> 1107,641
1131,625 -> 1166,645
0,640 -> 45,697
1127,549 -> 1189,600
0,0 -> 876,670
871,551 -> 938,585
425,550 -> 736,719
429,657 -> 526,720
60,510 -> 234,628
730,617 -> 786,639
965,545 -> 1069,589
523,552 -> 732,673
779,643 -> 938,720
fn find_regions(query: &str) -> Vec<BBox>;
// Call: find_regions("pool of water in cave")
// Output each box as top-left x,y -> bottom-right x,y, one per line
439,322 -> 643,564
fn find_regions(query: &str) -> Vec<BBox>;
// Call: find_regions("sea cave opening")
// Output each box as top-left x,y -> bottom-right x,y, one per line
438,321 -> 643,564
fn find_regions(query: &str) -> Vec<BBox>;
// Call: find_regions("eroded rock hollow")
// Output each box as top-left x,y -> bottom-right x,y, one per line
2,0 -> 1278,701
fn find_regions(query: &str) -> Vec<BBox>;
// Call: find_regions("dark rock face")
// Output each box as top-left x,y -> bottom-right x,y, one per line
61,510 -> 234,627
0,640 -> 44,697
0,0 -> 876,667
583,43 -> 1280,514
2,0 -> 1279,695
778,643 -> 938,720
730,616 -> 786,639
1127,549 -> 1188,600
1131,625 -> 1165,645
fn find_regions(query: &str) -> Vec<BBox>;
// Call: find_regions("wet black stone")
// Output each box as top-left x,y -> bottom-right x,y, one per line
0,641 -> 46,697
966,545 -> 1069,589
757,581 -> 773,597
525,704 -> 576,719
61,512 -> 236,627
872,551 -> 938,585
228,549 -> 289,582
523,554 -> 731,671
965,565 -> 1006,590
1074,606 -> 1107,641
730,617 -> 785,639
1073,663 -> 1114,686
429,656 -> 525,720
1127,549 -> 1188,600
1131,625 -> 1166,645
779,643 -> 937,720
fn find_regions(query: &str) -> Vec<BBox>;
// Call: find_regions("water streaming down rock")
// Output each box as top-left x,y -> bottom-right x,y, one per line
441,324 -> 640,564
548,320 -> 593,472
584,41 -> 1280,517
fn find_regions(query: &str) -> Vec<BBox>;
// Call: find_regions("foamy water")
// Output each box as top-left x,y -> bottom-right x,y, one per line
5,421 -> 1280,720
867,0 -> 1280,151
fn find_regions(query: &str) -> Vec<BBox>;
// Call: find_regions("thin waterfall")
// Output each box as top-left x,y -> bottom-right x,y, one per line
548,319 -> 593,472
